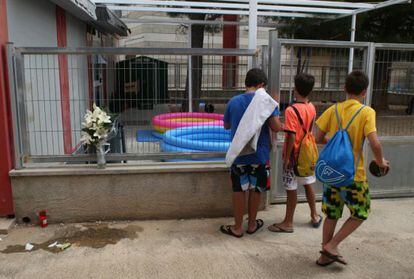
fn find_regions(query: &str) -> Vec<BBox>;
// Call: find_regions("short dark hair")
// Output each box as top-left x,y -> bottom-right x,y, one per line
245,68 -> 268,88
345,70 -> 369,95
294,73 -> 315,97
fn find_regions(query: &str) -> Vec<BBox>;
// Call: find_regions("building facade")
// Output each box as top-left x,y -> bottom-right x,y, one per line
0,0 -> 127,216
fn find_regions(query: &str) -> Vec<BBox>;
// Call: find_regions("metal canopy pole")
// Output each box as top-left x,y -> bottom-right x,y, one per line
188,24 -> 193,112
6,43 -> 23,169
248,0 -> 258,69
348,14 -> 357,73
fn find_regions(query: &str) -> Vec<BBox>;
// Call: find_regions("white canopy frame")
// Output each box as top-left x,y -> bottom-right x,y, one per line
94,0 -> 411,70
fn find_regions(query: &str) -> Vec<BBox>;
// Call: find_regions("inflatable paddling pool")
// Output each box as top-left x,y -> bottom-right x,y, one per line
152,112 -> 224,133
161,126 -> 230,161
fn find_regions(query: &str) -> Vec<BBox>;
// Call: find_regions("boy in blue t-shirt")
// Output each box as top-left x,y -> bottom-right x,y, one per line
220,68 -> 282,238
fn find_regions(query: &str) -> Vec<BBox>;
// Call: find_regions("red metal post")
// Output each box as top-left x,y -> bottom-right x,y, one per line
0,0 -> 15,215
222,15 -> 239,89
56,7 -> 72,154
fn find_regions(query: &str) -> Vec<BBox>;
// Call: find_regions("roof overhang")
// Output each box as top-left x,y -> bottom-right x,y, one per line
49,0 -> 97,21
95,6 -> 130,36
49,0 -> 129,36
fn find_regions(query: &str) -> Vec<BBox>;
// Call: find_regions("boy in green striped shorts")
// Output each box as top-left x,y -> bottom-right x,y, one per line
315,71 -> 390,266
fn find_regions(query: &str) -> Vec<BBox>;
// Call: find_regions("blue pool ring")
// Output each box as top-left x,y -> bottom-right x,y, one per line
163,126 -> 230,152
165,158 -> 224,162
161,141 -> 203,153
180,133 -> 230,141
152,131 -> 164,139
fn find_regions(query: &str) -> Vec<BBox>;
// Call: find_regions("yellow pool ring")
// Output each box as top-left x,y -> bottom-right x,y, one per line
168,117 -> 216,123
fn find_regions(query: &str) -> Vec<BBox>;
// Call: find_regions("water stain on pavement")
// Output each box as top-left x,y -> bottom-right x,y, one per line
1,224 -> 142,254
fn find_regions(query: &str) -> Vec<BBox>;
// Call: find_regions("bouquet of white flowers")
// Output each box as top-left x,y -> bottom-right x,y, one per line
80,103 -> 112,147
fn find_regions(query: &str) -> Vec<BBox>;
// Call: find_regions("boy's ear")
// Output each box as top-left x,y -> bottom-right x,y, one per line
360,89 -> 367,97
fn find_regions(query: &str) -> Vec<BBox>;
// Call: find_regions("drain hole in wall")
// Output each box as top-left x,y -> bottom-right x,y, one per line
22,217 -> 31,223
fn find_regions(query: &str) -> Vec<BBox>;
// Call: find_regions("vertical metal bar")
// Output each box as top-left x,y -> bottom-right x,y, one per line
362,45 -> 368,75
14,49 -> 30,163
48,55 -> 56,155
288,47 -> 294,104
251,53 -> 258,69
188,24 -> 193,112
6,44 -> 23,169
248,0 -> 258,69
260,45 -> 268,71
268,30 -> 282,203
40,54 -> 47,156
348,14 -> 357,73
268,30 -> 281,100
32,55 -> 40,155
362,43 -> 375,172
365,43 -> 375,107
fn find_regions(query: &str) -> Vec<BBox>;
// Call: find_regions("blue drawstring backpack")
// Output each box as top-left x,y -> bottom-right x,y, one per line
315,104 -> 366,187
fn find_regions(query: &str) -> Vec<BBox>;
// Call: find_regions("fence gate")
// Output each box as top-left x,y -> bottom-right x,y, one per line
366,44 -> 414,199
267,32 -> 414,203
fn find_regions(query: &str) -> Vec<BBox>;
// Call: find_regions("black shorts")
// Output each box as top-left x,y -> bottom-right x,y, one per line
231,164 -> 269,193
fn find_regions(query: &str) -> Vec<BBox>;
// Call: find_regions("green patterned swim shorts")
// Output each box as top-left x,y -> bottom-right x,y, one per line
322,181 -> 371,221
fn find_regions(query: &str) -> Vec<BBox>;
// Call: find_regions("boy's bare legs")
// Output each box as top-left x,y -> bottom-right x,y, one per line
275,190 -> 297,230
318,218 -> 363,263
247,191 -> 262,232
323,218 -> 363,255
231,192 -> 245,235
318,218 -> 338,264
303,184 -> 320,223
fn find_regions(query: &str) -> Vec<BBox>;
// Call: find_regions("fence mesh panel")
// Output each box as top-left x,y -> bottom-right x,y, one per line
372,48 -> 414,136
278,46 -> 365,116
13,42 -> 414,166
19,50 -> 251,163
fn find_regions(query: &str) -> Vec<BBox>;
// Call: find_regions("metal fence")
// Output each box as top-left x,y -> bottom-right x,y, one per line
267,38 -> 414,137
267,37 -> 374,147
7,46 -> 257,167
7,37 -> 414,182
267,33 -> 414,201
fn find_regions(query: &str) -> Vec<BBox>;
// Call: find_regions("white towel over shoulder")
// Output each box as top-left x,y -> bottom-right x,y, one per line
225,88 -> 278,167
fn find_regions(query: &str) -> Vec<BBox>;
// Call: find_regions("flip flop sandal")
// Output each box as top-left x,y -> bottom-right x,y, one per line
246,219 -> 264,235
312,215 -> 323,229
268,224 -> 294,233
319,250 -> 347,265
316,259 -> 335,267
220,225 -> 243,238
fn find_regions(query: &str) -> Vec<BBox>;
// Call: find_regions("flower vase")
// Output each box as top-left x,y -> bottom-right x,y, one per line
96,143 -> 106,169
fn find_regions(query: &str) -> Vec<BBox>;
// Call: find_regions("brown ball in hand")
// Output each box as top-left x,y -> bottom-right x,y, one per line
369,160 -> 389,177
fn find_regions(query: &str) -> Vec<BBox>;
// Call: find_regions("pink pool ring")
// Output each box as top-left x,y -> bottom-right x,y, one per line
152,112 -> 224,133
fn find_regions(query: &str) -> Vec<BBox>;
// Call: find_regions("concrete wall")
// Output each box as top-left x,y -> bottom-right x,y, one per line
122,12 -> 271,49
7,0 -> 62,155
7,0 -> 58,47
10,163 -> 266,223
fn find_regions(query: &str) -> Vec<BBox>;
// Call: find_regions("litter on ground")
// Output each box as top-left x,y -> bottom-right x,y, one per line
25,243 -> 34,251
56,243 -> 71,251
48,241 -> 58,248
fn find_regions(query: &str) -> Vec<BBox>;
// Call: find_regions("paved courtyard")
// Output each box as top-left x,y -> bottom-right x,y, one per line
0,198 -> 413,279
